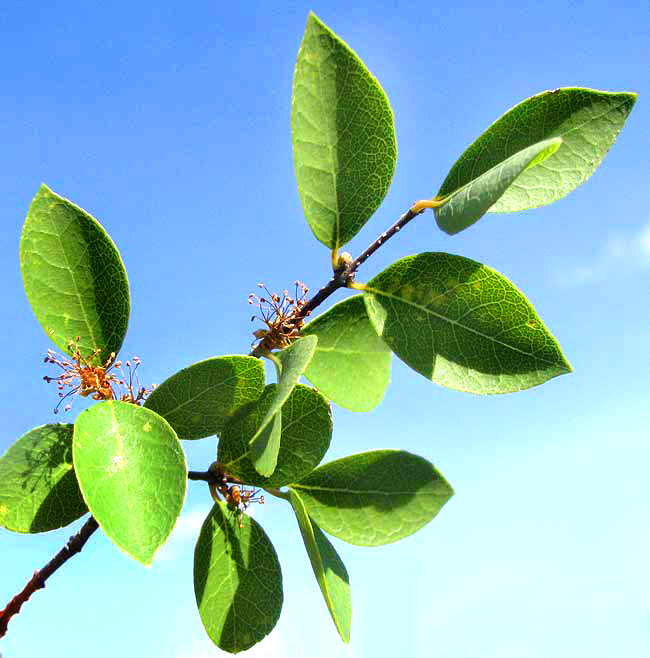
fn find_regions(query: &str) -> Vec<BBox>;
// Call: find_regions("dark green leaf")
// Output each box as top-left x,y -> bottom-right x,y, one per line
0,424 -> 87,533
194,502 -> 283,653
292,12 -> 397,250
436,138 -> 562,234
290,489 -> 351,642
438,88 -> 637,215
73,402 -> 186,565
20,184 -> 130,361
219,384 -> 332,488
303,295 -> 391,411
249,335 -> 317,477
292,450 -> 453,546
363,253 -> 572,393
144,356 -> 265,439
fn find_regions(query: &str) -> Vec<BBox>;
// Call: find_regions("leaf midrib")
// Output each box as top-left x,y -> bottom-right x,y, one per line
445,93 -> 632,198
314,345 -> 386,356
151,372 -> 241,416
441,139 -> 558,203
291,483 -> 439,497
365,285 -> 562,368
312,26 -> 340,249
42,205 -> 100,352
547,94 -> 632,144
291,490 -> 346,638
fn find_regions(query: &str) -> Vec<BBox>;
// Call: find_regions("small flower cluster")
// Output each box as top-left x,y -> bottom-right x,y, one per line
208,463 -> 264,528
248,281 -> 309,352
43,338 -> 151,413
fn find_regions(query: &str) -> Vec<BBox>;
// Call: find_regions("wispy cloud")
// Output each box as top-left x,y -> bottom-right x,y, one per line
554,222 -> 650,285
173,507 -> 207,538
156,507 -> 206,561
157,498 -> 266,562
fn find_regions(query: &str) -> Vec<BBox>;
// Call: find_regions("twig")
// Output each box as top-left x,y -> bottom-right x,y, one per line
187,469 -> 217,483
2,202 -> 428,637
251,204 -> 425,357
1,468 -> 237,637
187,468 -> 243,485
0,515 -> 99,638
300,205 -> 423,319
348,205 -> 423,275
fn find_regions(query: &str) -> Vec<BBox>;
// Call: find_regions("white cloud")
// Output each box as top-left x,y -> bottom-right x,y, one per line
555,221 -> 650,285
639,223 -> 650,257
156,495 -> 267,563
173,507 -> 207,538
156,507 -> 206,561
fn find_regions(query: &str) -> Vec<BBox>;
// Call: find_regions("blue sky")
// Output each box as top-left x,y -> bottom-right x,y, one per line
1,1 -> 648,656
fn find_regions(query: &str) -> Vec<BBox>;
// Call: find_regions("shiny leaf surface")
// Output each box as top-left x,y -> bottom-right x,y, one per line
73,402 -> 186,565
363,253 -> 572,393
292,13 -> 397,249
194,502 -> 283,653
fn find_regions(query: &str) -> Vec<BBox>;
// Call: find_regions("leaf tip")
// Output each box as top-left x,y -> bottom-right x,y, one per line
307,10 -> 324,25
556,347 -> 573,376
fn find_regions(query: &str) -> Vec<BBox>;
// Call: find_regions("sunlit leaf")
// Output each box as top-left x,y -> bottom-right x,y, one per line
363,253 -> 571,393
144,356 -> 265,439
20,184 -> 130,361
194,502 -> 283,653
292,12 -> 397,249
303,295 -> 391,411
436,138 -> 562,234
438,88 -> 637,214
0,424 -> 87,533
249,335 -> 317,477
290,489 -> 351,642
73,402 -> 186,565
219,384 -> 332,488
291,450 -> 453,546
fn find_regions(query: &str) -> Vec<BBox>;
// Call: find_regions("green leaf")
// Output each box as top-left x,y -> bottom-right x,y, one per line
438,88 -> 637,215
303,295 -> 391,411
292,12 -> 397,250
436,138 -> 562,235
363,253 -> 572,394
73,402 -> 186,565
144,356 -> 265,440
20,184 -> 130,361
218,384 -> 332,488
291,450 -> 453,546
0,424 -> 87,533
250,412 -> 282,480
249,335 -> 317,477
194,502 -> 283,653
289,489 -> 351,642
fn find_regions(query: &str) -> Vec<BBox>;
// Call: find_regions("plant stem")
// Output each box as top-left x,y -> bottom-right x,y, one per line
1,467 -> 240,637
4,203 -> 426,637
347,205 -> 423,274
0,515 -> 99,638
187,469 -> 215,483
250,204 -> 424,357
301,205 -> 424,318
187,469 -> 243,485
